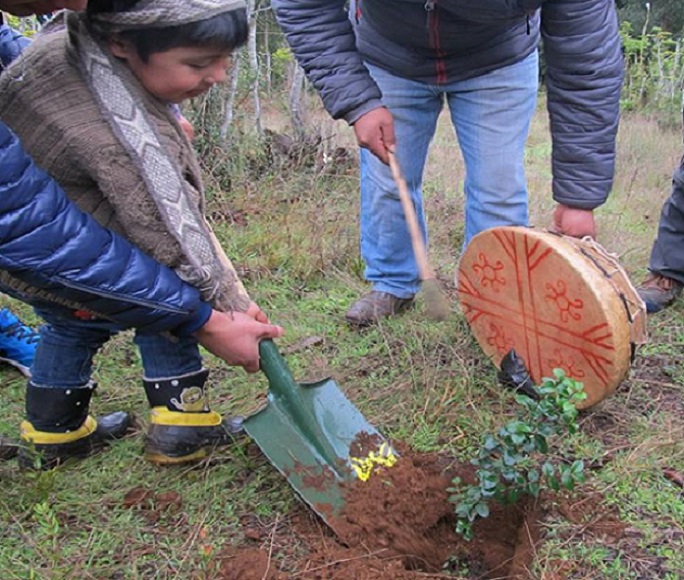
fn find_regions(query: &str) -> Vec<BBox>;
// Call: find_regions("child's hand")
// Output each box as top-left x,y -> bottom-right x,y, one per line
178,114 -> 195,141
245,301 -> 269,323
193,309 -> 284,373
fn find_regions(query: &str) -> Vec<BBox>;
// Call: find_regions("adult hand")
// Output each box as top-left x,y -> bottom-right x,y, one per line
551,203 -> 596,239
193,310 -> 284,373
353,107 -> 395,165
0,0 -> 86,16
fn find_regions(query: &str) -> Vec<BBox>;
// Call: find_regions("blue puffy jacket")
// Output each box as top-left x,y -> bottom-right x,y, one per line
0,24 -> 30,72
272,0 -> 624,210
0,25 -> 211,335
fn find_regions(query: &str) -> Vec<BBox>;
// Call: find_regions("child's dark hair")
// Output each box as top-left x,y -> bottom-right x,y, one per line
86,0 -> 248,62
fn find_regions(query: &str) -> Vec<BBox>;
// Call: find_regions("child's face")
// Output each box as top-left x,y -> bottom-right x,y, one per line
110,41 -> 232,103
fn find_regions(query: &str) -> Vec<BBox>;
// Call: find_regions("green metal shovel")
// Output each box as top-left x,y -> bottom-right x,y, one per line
243,339 -> 397,529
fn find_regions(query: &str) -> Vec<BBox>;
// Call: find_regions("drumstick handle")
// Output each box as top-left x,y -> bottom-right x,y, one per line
388,151 -> 435,281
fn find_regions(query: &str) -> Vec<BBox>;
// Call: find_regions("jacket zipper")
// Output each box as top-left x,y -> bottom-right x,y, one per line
425,0 -> 447,83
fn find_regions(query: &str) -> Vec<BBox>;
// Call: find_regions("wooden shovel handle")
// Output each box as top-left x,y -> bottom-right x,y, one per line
387,151 -> 435,281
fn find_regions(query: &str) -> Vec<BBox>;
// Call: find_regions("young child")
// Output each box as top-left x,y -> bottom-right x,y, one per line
0,0 -> 266,468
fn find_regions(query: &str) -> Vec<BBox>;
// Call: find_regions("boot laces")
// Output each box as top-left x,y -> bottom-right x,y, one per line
0,321 -> 39,344
643,274 -> 681,291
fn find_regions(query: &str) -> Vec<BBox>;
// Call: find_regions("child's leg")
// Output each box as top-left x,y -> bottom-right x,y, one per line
135,334 -> 242,465
20,308 -> 131,468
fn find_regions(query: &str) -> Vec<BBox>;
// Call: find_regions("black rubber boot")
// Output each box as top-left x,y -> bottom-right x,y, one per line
0,437 -> 19,461
19,382 -> 131,470
143,369 -> 244,465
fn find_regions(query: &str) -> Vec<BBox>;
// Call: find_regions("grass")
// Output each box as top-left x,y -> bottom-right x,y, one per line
1,100 -> 684,578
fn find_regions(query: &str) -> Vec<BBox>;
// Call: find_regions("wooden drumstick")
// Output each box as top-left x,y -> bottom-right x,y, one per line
388,151 -> 449,321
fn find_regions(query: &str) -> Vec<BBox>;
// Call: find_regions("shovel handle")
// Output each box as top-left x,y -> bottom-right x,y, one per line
258,339 -> 293,395
257,339 -> 346,472
388,151 -> 435,281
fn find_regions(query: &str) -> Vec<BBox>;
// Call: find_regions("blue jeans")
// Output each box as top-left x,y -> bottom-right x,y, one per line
30,304 -> 202,389
360,52 -> 539,298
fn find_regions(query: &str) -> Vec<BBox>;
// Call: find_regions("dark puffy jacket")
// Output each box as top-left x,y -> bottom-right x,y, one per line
0,123 -> 211,335
272,0 -> 624,210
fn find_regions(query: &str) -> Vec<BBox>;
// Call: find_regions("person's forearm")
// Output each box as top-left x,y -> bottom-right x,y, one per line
542,0 -> 623,209
271,0 -> 382,123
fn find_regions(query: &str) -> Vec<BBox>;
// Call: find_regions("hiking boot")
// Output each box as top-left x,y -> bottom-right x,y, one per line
143,369 -> 244,465
636,273 -> 683,313
0,308 -> 39,377
345,291 -> 414,326
19,381 -> 131,469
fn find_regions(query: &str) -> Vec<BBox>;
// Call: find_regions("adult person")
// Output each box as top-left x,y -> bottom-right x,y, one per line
0,0 -> 283,466
636,120 -> 684,313
271,0 -> 624,326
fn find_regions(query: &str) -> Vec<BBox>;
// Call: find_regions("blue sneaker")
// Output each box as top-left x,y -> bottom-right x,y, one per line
0,308 -> 38,377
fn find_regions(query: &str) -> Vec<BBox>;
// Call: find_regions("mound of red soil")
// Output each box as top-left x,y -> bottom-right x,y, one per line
218,446 -> 543,579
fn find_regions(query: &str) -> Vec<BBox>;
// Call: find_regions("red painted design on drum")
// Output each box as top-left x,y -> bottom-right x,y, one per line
548,349 -> 586,379
472,253 -> 506,292
544,280 -> 584,322
485,322 -> 515,356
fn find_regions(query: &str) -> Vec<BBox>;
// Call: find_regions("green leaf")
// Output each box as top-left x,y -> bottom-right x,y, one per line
475,502 -> 490,518
535,435 -> 549,453
456,520 -> 474,541
482,473 -> 499,490
505,451 -> 524,466
455,504 -> 473,518
548,476 -> 560,492
571,460 -> 585,475
510,434 -> 527,445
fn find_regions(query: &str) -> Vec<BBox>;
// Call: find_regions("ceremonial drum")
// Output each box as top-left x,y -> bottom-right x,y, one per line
457,227 -> 647,409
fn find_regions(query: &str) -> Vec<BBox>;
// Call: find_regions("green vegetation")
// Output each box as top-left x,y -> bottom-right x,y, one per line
449,370 -> 586,541
0,48 -> 683,575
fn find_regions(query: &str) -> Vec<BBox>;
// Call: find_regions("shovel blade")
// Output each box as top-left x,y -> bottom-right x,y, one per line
244,341 -> 396,528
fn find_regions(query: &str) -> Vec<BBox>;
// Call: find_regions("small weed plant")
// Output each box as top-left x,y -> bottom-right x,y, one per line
449,369 -> 587,540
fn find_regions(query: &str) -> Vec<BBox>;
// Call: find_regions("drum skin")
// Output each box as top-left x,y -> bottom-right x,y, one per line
457,227 -> 645,409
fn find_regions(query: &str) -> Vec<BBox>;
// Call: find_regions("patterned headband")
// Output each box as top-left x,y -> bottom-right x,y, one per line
90,0 -> 247,30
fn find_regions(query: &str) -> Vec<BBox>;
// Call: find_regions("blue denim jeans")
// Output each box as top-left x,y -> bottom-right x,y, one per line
360,52 -> 539,298
30,304 -> 202,389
